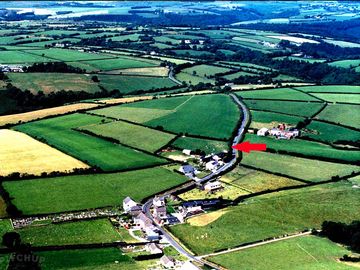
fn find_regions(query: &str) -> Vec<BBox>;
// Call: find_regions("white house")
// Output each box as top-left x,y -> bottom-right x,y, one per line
123,197 -> 138,213
257,127 -> 269,136
145,243 -> 162,254
160,255 -> 176,268
145,227 -> 160,241
205,161 -> 218,171
204,181 -> 223,192
133,212 -> 152,230
153,196 -> 165,207
182,149 -> 192,156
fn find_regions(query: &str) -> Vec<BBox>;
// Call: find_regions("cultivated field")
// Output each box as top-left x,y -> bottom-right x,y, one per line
4,167 -> 187,214
180,64 -> 232,78
294,85 -> 360,93
0,50 -> 52,64
172,137 -> 228,154
14,113 -> 166,171
235,88 -> 319,101
102,66 -> 169,76
0,129 -> 89,176
316,104 -> 360,129
29,48 -> 113,61
310,93 -> 360,104
80,56 -> 159,71
250,110 -> 305,129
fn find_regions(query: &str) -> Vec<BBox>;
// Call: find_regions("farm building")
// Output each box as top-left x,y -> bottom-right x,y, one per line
145,227 -> 160,241
133,212 -> 152,230
123,197 -> 141,214
145,243 -> 163,254
179,164 -> 197,175
154,206 -> 167,219
182,149 -> 192,156
257,127 -> 269,136
204,180 -> 223,192
160,255 -> 176,268
153,196 -> 165,207
205,160 -> 219,171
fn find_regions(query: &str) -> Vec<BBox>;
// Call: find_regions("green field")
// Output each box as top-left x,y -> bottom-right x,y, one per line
316,104 -> 360,129
80,120 -> 176,153
14,113 -> 166,171
245,134 -> 359,163
223,71 -> 257,80
235,88 -> 319,101
294,85 -> 360,93
250,110 -> 305,129
81,56 -> 159,71
175,71 -> 215,85
4,167 -> 186,214
240,151 -> 358,182
170,181 -> 360,254
29,48 -> 113,61
37,248 -> 154,270
0,50 -> 52,64
328,59 -> 360,68
305,120 -> 360,144
180,64 -> 232,78
310,93 -> 360,104
8,73 -> 101,94
18,219 -> 119,246
243,100 -> 324,117
0,219 -> 13,244
172,137 -> 228,154
98,75 -> 177,94
210,235 -> 357,270
171,50 -> 214,57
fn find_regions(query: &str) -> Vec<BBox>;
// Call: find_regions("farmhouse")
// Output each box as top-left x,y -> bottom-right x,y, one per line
145,227 -> 160,241
182,149 -> 192,156
133,212 -> 152,230
145,243 -> 163,254
123,197 -> 141,214
154,206 -> 167,219
257,127 -> 269,136
179,164 -> 196,175
153,196 -> 165,207
160,255 -> 176,268
205,160 -> 219,171
204,180 -> 223,192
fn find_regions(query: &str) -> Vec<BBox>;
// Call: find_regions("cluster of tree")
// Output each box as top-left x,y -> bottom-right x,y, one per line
23,62 -> 85,73
320,220 -> 360,252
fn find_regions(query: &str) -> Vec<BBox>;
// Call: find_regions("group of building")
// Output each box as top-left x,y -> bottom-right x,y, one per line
0,64 -> 23,73
257,123 -> 300,140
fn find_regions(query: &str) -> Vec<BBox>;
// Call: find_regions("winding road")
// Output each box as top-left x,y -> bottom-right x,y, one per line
142,93 -> 250,268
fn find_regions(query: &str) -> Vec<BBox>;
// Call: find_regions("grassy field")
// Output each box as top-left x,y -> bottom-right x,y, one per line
0,129 -> 88,177
98,75 -> 177,94
235,88 -> 319,101
221,165 -> 304,193
305,120 -> 360,144
181,64 -> 232,77
80,120 -> 176,153
29,48 -> 113,61
243,100 -> 324,117
13,113 -> 166,171
103,66 -> 169,76
0,50 -> 52,64
250,110 -> 305,129
175,71 -> 215,85
245,133 -> 359,163
240,151 -> 358,182
294,85 -> 360,93
172,137 -> 228,154
0,219 -> 13,242
210,235 -> 357,270
328,59 -> 360,68
80,56 -> 159,71
4,167 -> 187,214
18,219 -> 120,246
316,104 -> 360,129
310,93 -> 360,104
8,73 -> 101,94
170,181 -> 360,254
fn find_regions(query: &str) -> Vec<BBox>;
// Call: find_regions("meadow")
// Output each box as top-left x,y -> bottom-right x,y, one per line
80,120 -> 176,153
175,72 -> 215,85
172,137 -> 228,154
245,133 -> 359,163
328,59 -> 360,68
223,71 -> 257,80
18,219 -> 120,246
235,88 -> 319,101
240,151 -> 358,182
29,48 -> 113,61
3,167 -> 187,214
80,56 -> 159,71
210,235 -> 357,270
13,113 -> 166,171
0,50 -> 52,64
310,93 -> 360,104
316,104 -> 360,129
8,73 -> 101,94
249,110 -> 305,129
170,181 -> 360,254
243,99 -> 324,117
180,64 -> 232,78
294,85 -> 360,93
0,129 -> 88,177
103,67 -> 169,76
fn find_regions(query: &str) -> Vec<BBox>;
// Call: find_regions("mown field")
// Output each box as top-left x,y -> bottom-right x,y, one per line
80,120 -> 176,153
243,99 -> 324,117
17,219 -> 120,246
29,48 -> 113,61
172,137 -> 228,154
294,85 -> 360,93
8,73 -> 101,94
3,167 -> 187,214
240,151 -> 358,182
328,59 -> 360,69
175,71 -> 215,85
210,235 -> 357,270
0,50 -> 52,64
0,129 -> 88,177
235,88 -> 319,101
170,181 -> 360,254
310,93 -> 360,104
244,134 -> 359,163
13,113 -> 166,171
250,110 -> 305,129
180,64 -> 232,78
316,104 -> 360,129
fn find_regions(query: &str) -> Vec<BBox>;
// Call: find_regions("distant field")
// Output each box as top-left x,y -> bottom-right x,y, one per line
316,104 -> 360,129
0,50 -> 52,64
223,71 -> 256,80
8,73 -> 101,94
181,64 -> 232,78
305,120 -> 360,144
170,181 -> 360,254
310,93 -> 360,104
250,110 -> 305,129
243,100 -> 324,117
210,235 -> 357,270
98,75 -> 177,94
14,113 -> 166,171
235,88 -> 319,101
172,137 -> 228,154
18,219 -> 120,246
102,67 -> 169,77
328,59 -> 360,69
221,165 -> 303,193
171,50 -> 214,57
0,129 -> 88,177
294,85 -> 360,93
4,167 -> 187,214
241,151 -> 358,182
80,120 -> 176,153
245,134 -> 359,163
175,72 -> 215,85
324,39 -> 360,48
29,48 -> 113,61
145,55 -> 193,65
80,56 -> 159,71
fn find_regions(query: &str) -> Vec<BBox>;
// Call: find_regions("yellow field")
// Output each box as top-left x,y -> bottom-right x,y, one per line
0,103 -> 100,126
0,129 -> 89,176
188,209 -> 229,227
98,96 -> 153,105
102,67 -> 169,77
163,90 -> 216,97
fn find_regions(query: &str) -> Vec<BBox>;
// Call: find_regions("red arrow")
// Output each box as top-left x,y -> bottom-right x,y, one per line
232,141 -> 267,153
